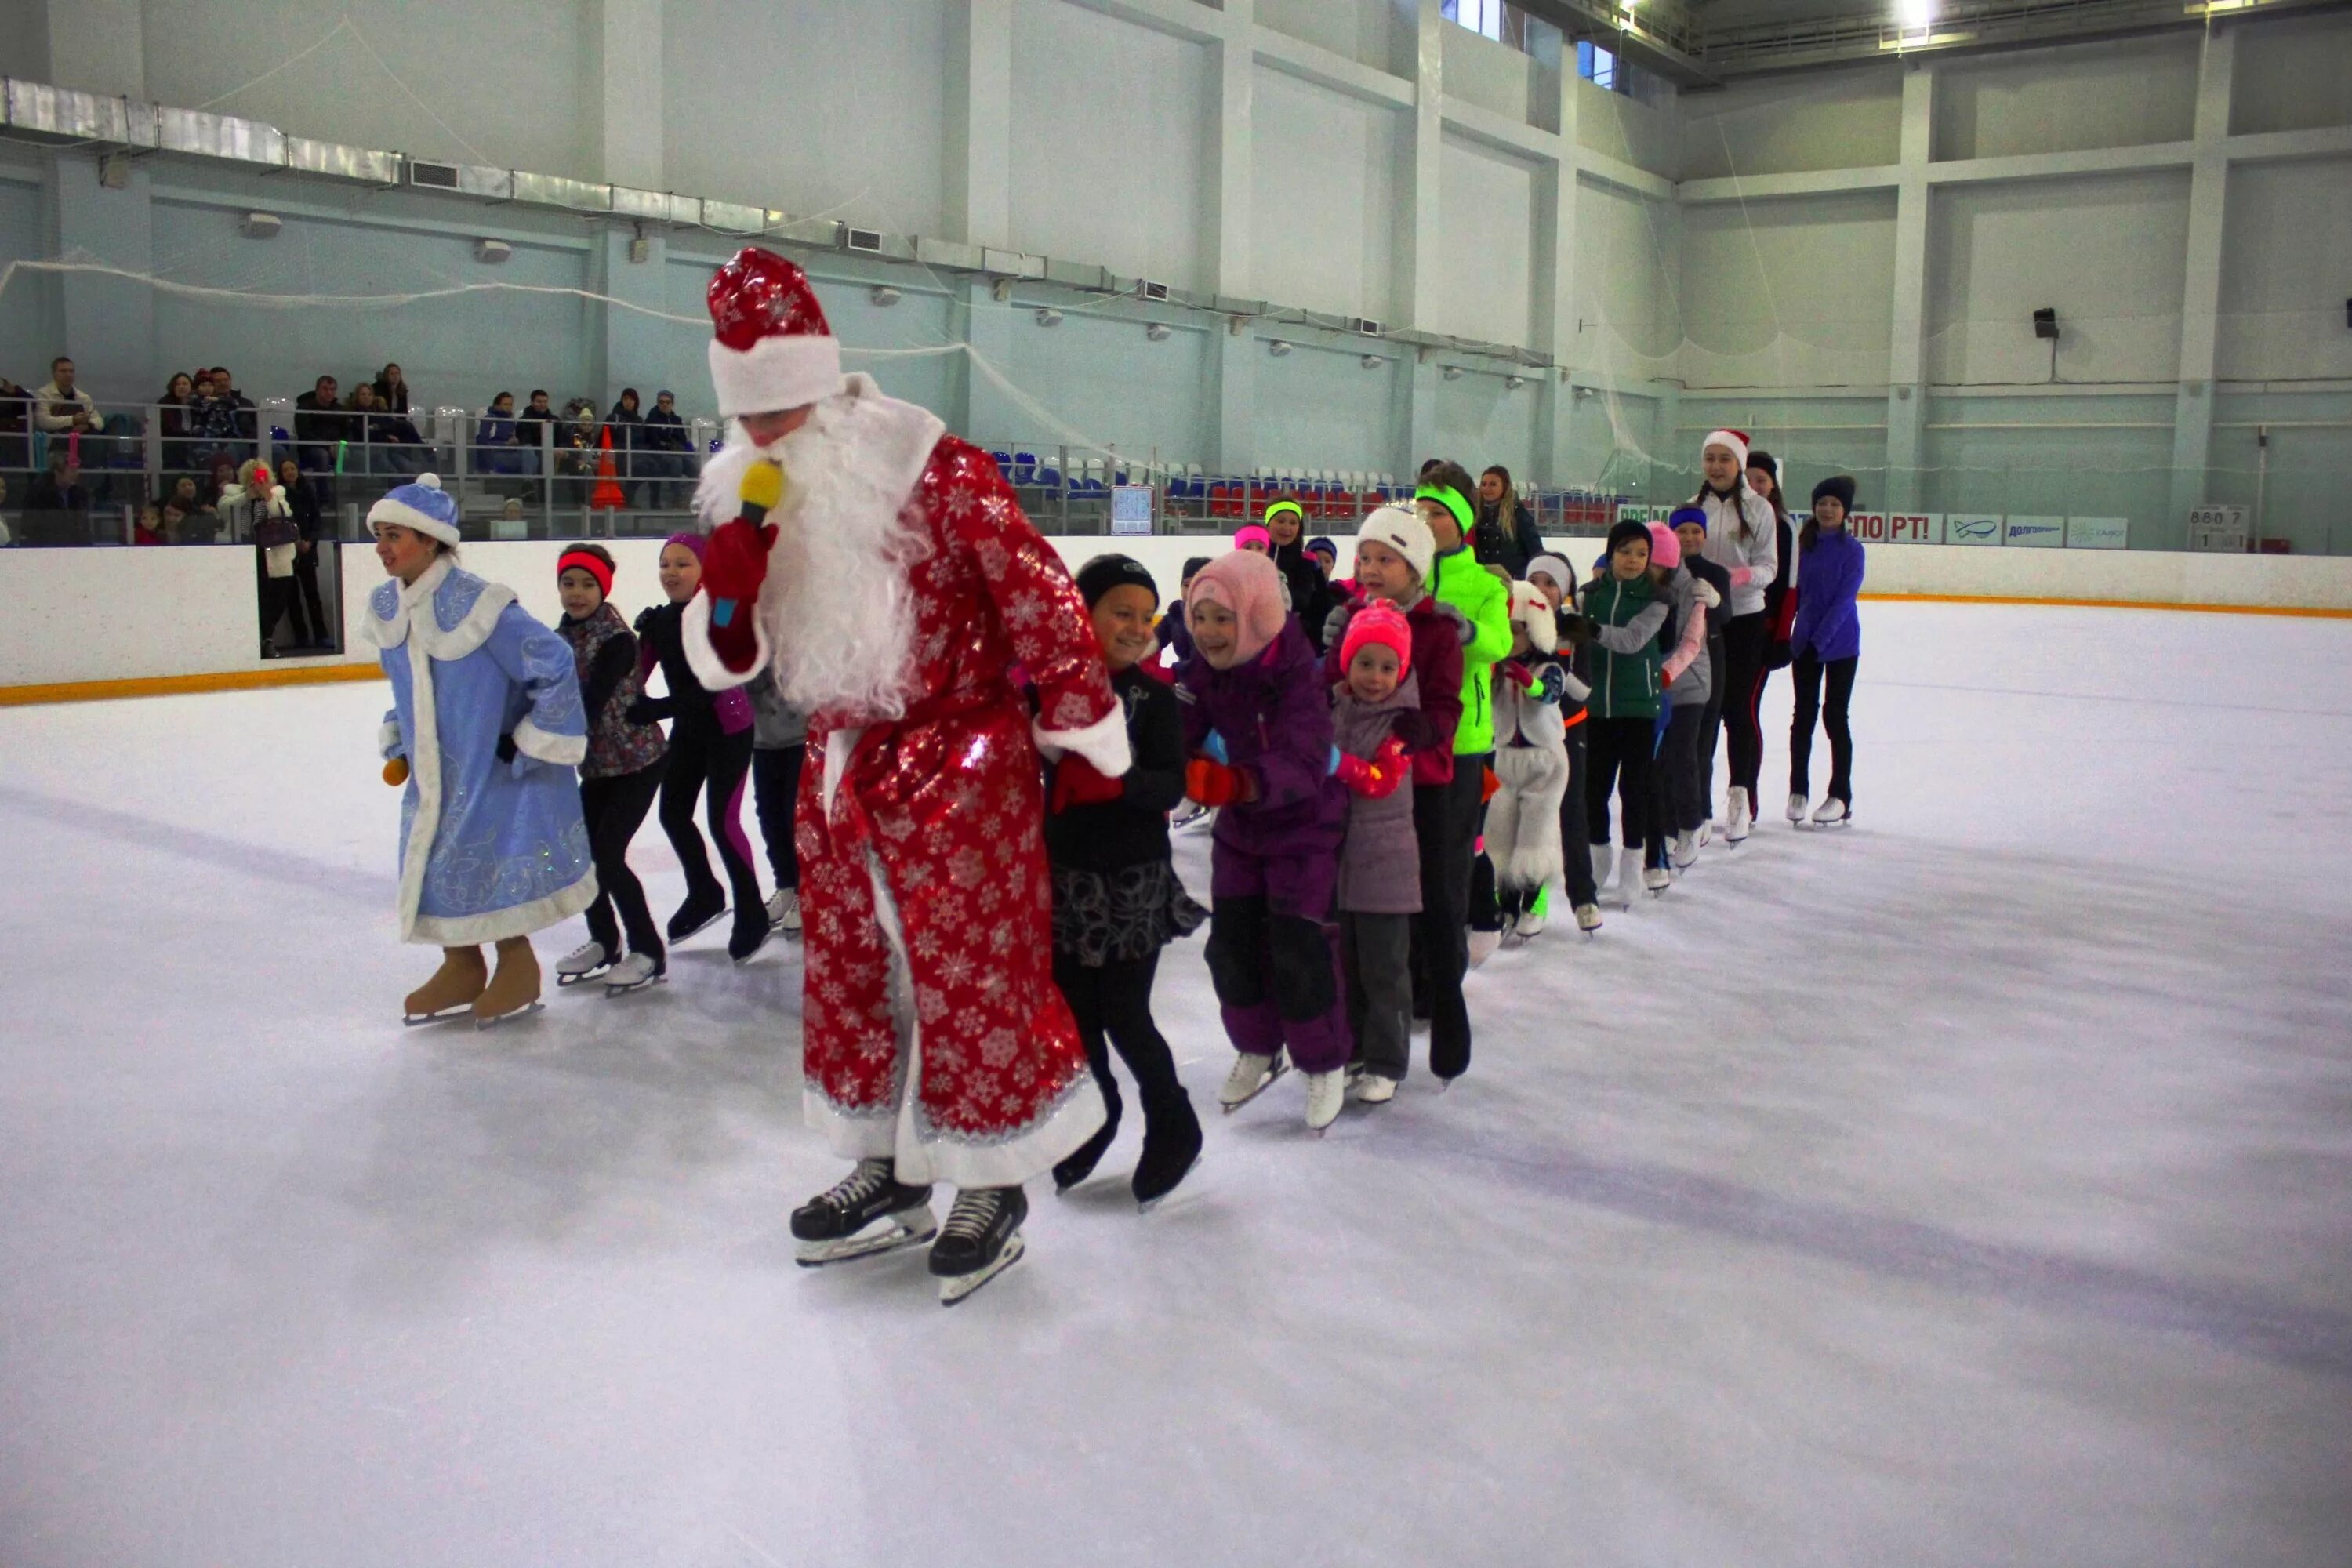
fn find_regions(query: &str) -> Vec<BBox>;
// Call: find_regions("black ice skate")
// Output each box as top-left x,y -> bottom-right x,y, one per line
929,1185 -> 1028,1306
790,1159 -> 937,1267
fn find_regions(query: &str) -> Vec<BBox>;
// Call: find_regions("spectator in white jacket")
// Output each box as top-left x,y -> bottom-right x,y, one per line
1692,427 -> 1779,844
34,357 -> 102,436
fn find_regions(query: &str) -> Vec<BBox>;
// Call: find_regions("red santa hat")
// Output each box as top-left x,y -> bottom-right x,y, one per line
706,247 -> 843,419
1701,427 -> 1751,471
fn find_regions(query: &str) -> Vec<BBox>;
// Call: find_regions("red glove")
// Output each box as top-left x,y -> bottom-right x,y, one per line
1480,765 -> 1501,804
1050,754 -> 1126,814
1499,660 -> 1535,689
1185,757 -> 1251,808
1661,666 -> 1675,690
700,515 -> 777,673
1335,735 -> 1410,800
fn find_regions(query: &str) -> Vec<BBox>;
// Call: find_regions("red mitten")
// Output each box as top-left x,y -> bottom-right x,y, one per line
1661,666 -> 1675,690
1480,765 -> 1501,804
1185,757 -> 1249,808
700,516 -> 778,673
1336,735 -> 1410,800
1499,660 -> 1535,689
1050,754 -> 1127,814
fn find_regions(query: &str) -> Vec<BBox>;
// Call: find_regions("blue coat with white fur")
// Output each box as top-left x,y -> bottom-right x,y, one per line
367,556 -> 597,945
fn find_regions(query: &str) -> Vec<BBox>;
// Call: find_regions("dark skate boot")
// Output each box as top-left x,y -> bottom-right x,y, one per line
790,1159 -> 937,1267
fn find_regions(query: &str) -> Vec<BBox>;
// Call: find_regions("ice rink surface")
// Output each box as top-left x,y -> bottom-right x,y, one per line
4,601 -> 2350,1568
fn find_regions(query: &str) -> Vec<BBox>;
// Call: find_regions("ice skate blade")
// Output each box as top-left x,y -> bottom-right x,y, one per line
1218,1056 -> 1290,1114
473,1000 -> 546,1031
938,1232 -> 1025,1306
401,1004 -> 475,1027
795,1213 -> 938,1268
604,973 -> 667,997
1136,1156 -> 1202,1213
554,967 -> 611,989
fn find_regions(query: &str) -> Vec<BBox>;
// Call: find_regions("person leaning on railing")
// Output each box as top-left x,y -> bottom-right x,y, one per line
639,389 -> 694,510
22,449 -> 90,545
474,391 -> 528,478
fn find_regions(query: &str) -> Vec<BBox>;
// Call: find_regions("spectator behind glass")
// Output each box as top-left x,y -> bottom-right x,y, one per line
205,456 -> 239,510
207,367 -> 256,441
34,356 -> 100,436
159,499 -> 190,543
24,449 -> 90,543
475,390 -> 524,476
606,387 -> 644,505
134,500 -> 166,546
0,474 -> 15,546
293,375 -> 354,479
158,372 -> 197,470
372,362 -> 411,415
640,388 -> 693,509
279,454 -> 330,646
348,381 -> 428,476
0,374 -> 30,476
188,368 -> 248,468
514,388 -> 554,454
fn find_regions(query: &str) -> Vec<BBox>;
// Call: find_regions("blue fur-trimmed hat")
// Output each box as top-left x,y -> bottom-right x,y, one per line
367,474 -> 460,546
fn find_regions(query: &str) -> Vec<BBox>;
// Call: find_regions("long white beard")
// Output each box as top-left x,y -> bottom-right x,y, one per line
697,410 -> 928,720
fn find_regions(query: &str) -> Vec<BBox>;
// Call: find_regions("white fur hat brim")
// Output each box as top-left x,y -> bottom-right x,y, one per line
367,477 -> 461,546
1702,428 -> 1749,470
1356,505 -> 1435,585
710,332 -> 843,419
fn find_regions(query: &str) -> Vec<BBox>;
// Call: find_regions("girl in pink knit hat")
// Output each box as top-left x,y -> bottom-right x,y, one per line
1178,550 -> 1352,1134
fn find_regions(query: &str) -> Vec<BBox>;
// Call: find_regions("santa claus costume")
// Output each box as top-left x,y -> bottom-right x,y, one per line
680,248 -> 1130,1304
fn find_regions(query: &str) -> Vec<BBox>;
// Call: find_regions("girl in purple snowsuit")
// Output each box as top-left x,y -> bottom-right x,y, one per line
1178,550 -> 1352,1134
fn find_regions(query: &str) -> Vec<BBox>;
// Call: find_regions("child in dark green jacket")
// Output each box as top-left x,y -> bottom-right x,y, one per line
1581,521 -> 1671,902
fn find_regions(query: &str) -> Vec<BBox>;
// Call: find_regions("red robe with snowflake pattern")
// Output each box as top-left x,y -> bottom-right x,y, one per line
773,435 -> 1123,1186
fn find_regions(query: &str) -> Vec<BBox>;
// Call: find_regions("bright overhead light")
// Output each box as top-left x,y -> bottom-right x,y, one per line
1897,0 -> 1934,27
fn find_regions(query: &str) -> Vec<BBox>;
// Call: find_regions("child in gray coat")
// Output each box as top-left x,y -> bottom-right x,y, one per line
1330,603 -> 1428,1105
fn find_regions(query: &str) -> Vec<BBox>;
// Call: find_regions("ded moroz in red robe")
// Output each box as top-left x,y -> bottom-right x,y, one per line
682,380 -> 1129,1189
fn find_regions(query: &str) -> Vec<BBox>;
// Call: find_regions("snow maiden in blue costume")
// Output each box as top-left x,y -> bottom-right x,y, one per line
364,475 -> 597,1026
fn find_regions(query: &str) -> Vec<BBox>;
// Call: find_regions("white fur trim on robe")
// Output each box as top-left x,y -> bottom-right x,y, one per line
1033,705 -> 1133,778
510,714 -> 586,767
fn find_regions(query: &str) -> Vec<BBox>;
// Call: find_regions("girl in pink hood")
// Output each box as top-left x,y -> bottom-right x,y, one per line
1178,550 -> 1352,1134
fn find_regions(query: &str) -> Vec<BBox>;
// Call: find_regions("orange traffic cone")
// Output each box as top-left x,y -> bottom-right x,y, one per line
590,423 -> 625,510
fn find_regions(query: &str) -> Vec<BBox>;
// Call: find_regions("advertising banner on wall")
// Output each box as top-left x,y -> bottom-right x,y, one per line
1842,511 -> 1943,544
2002,516 -> 2066,548
2065,516 -> 2129,550
1944,515 -> 2003,546
1613,503 -> 1677,526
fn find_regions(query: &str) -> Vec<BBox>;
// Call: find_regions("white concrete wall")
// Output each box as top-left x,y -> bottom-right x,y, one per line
5,540 -> 2349,695
1931,34 -> 2199,161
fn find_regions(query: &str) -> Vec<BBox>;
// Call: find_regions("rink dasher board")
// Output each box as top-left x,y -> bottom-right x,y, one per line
1612,506 -> 2128,550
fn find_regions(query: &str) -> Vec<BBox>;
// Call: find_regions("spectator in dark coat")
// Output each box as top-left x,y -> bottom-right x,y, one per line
372,362 -> 413,415
1473,465 -> 1547,579
24,451 -> 92,543
293,375 -> 355,478
158,372 -> 198,471
606,387 -> 646,506
639,388 -> 694,508
278,454 -> 330,646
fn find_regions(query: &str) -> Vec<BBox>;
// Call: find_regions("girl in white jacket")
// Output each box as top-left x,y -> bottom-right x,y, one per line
1693,428 -> 1779,843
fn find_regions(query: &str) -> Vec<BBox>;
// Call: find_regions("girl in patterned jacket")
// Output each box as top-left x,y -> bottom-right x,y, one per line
551,544 -> 670,995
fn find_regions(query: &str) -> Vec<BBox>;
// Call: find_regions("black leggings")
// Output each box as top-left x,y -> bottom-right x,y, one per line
1409,757 -> 1486,1081
1790,654 -> 1858,804
1557,720 -> 1596,906
1586,717 -> 1657,855
1653,702 -> 1708,838
580,758 -> 666,962
1720,612 -> 1770,802
752,742 -> 803,891
659,728 -> 761,923
1052,949 -> 1189,1133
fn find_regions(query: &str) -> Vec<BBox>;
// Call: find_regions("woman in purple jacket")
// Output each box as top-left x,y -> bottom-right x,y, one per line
1788,476 -> 1865,829
1178,550 -> 1352,1134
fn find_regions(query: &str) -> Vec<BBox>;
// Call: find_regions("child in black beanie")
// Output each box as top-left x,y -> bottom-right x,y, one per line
1044,554 -> 1207,1209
